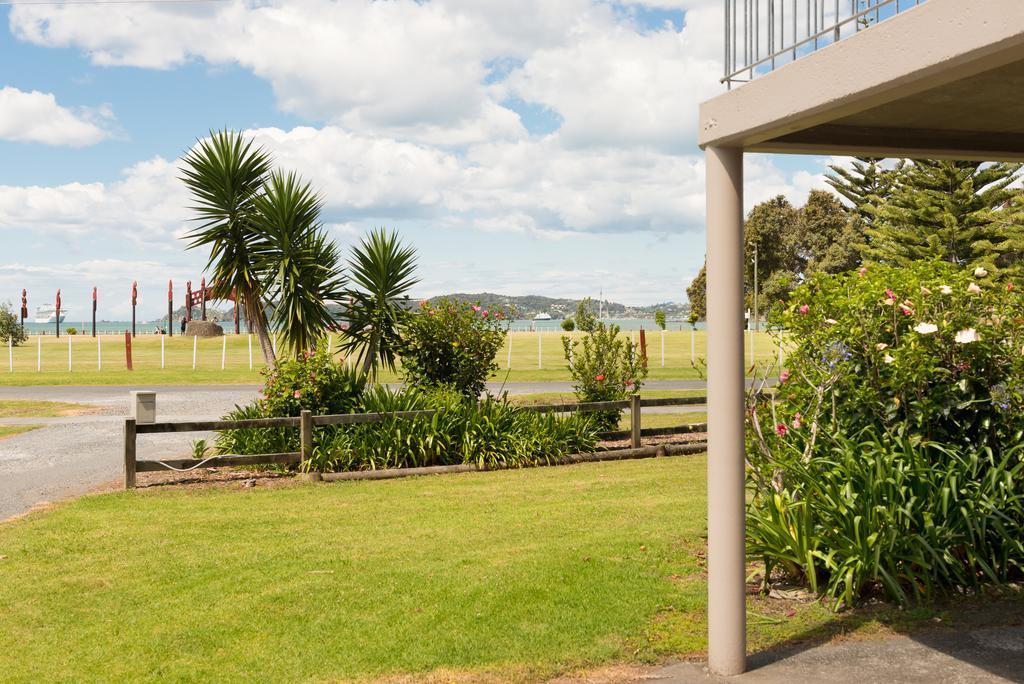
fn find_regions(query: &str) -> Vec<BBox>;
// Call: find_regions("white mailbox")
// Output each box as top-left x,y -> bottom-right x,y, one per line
131,391 -> 156,424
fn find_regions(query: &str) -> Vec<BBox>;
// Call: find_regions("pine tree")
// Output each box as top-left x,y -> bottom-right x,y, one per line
861,160 -> 1024,271
825,157 -> 903,227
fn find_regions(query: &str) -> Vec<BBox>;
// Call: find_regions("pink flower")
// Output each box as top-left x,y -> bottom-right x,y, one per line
419,300 -> 429,308
472,305 -> 481,312
886,288 -> 897,301
792,412 -> 802,429
775,423 -> 788,436
624,379 -> 634,387
482,310 -> 489,317
293,390 -> 302,399
858,266 -> 868,277
1009,283 -> 1016,292
779,370 -> 790,383
798,305 -> 809,315
899,305 -> 913,316
595,374 -> 605,382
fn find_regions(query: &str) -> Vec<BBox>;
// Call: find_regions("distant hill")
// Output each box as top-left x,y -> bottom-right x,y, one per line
424,293 -> 690,320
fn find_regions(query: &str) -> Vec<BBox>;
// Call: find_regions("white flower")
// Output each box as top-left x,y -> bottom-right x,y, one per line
825,318 -> 838,325
913,322 -> 938,335
920,286 -> 932,295
876,343 -> 889,351
967,283 -> 982,294
974,267 -> 989,278
955,328 -> 980,344
884,353 -> 895,364
939,285 -> 953,295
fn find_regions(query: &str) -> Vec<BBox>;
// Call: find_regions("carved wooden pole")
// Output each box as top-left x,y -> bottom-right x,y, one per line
167,279 -> 174,337
20,289 -> 27,334
55,289 -> 61,339
91,287 -> 97,337
131,281 -> 138,338
200,277 -> 207,321
185,281 -> 192,325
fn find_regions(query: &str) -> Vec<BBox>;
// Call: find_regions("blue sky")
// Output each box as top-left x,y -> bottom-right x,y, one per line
0,0 -> 827,320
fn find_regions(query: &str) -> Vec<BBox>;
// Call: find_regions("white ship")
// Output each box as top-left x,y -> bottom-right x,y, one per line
533,312 -> 552,320
34,305 -> 67,324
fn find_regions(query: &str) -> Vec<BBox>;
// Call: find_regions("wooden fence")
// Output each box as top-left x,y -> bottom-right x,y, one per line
123,395 -> 707,489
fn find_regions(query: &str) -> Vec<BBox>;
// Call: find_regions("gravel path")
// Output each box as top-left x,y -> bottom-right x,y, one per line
0,387 -> 258,521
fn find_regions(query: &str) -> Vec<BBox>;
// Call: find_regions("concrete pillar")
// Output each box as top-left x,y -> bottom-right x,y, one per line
705,145 -> 746,676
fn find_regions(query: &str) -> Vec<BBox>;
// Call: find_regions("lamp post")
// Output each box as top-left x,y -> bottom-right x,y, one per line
55,289 -> 62,339
92,287 -> 97,337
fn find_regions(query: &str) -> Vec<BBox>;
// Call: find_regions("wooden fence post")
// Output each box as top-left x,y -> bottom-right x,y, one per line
123,418 -> 137,489
630,393 -> 641,449
300,409 -> 313,463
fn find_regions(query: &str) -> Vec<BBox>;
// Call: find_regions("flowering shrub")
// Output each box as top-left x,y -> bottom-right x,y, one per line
748,261 -> 1024,607
260,349 -> 367,417
562,322 -> 647,430
398,299 -> 509,399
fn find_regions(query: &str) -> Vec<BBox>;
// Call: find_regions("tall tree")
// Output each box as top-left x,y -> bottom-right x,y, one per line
825,157 -> 903,228
343,229 -> 419,379
686,265 -> 706,320
252,170 -> 347,357
861,160 -> 1023,270
180,130 -> 277,364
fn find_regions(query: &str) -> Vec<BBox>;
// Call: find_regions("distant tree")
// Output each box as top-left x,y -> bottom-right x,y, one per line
654,310 -> 666,330
574,297 -> 597,333
686,266 -> 706,320
0,302 -> 27,346
744,196 -> 802,314
560,318 -> 575,332
798,189 -> 864,274
861,160 -> 1024,272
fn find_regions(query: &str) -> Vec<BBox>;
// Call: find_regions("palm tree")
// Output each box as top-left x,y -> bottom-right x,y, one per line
253,171 -> 347,357
180,130 -> 277,363
343,229 -> 419,378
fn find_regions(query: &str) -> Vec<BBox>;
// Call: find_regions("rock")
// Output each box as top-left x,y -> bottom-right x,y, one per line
184,320 -> 224,337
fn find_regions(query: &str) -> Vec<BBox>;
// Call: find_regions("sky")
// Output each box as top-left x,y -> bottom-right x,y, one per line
0,0 -> 830,321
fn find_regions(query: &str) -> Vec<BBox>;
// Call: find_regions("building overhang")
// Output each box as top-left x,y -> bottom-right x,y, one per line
699,0 -> 1024,161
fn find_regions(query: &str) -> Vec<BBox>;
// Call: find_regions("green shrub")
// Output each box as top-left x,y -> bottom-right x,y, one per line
261,349 -> 366,417
561,318 -> 575,332
399,299 -> 509,399
65,327 -> 78,335
562,322 -> 647,430
307,386 -> 599,473
0,303 -> 27,346
748,261 -> 1024,607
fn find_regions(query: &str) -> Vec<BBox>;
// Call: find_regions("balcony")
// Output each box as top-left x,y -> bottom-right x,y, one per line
725,0 -> 926,87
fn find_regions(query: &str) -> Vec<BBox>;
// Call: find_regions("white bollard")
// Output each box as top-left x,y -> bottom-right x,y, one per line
506,334 -> 512,369
37,335 -> 41,372
221,335 -> 227,370
98,334 -> 102,370
248,334 -> 253,370
68,336 -> 72,372
537,331 -> 542,369
160,334 -> 165,369
192,335 -> 197,370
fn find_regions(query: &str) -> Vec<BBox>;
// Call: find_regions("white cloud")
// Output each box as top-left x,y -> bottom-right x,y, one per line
0,87 -> 114,146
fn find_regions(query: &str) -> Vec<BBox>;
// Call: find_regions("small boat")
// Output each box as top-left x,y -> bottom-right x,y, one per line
34,305 -> 67,324
533,313 -> 552,320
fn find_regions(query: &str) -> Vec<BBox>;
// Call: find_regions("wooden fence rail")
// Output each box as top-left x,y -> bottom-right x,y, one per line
123,394 -> 707,489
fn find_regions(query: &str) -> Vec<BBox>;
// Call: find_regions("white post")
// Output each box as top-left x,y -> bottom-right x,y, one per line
661,330 -> 665,368
37,335 -> 41,372
248,334 -> 253,370
705,145 -> 746,676
7,337 -> 11,372
161,334 -> 165,369
192,335 -> 197,370
98,334 -> 102,370
537,331 -> 542,369
506,334 -> 512,369
221,335 -> 227,370
68,335 -> 72,372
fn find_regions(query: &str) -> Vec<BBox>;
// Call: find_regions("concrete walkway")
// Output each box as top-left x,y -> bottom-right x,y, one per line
644,627 -> 1024,683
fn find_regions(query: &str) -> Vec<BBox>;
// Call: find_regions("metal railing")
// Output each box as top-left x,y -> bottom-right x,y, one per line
724,0 -> 926,87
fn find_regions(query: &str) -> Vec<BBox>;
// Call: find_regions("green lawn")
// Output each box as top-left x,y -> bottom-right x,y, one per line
2,456 -> 1018,682
0,425 -> 39,440
0,399 -> 97,418
0,330 -> 787,386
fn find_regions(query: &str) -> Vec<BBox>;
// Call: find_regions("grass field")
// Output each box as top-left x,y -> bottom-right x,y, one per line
0,399 -> 97,418
1,456 -> 1019,682
0,425 -> 39,440
0,330 -> 788,386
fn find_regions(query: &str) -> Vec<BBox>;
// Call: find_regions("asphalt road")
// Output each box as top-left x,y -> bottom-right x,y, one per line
0,380 -> 725,521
